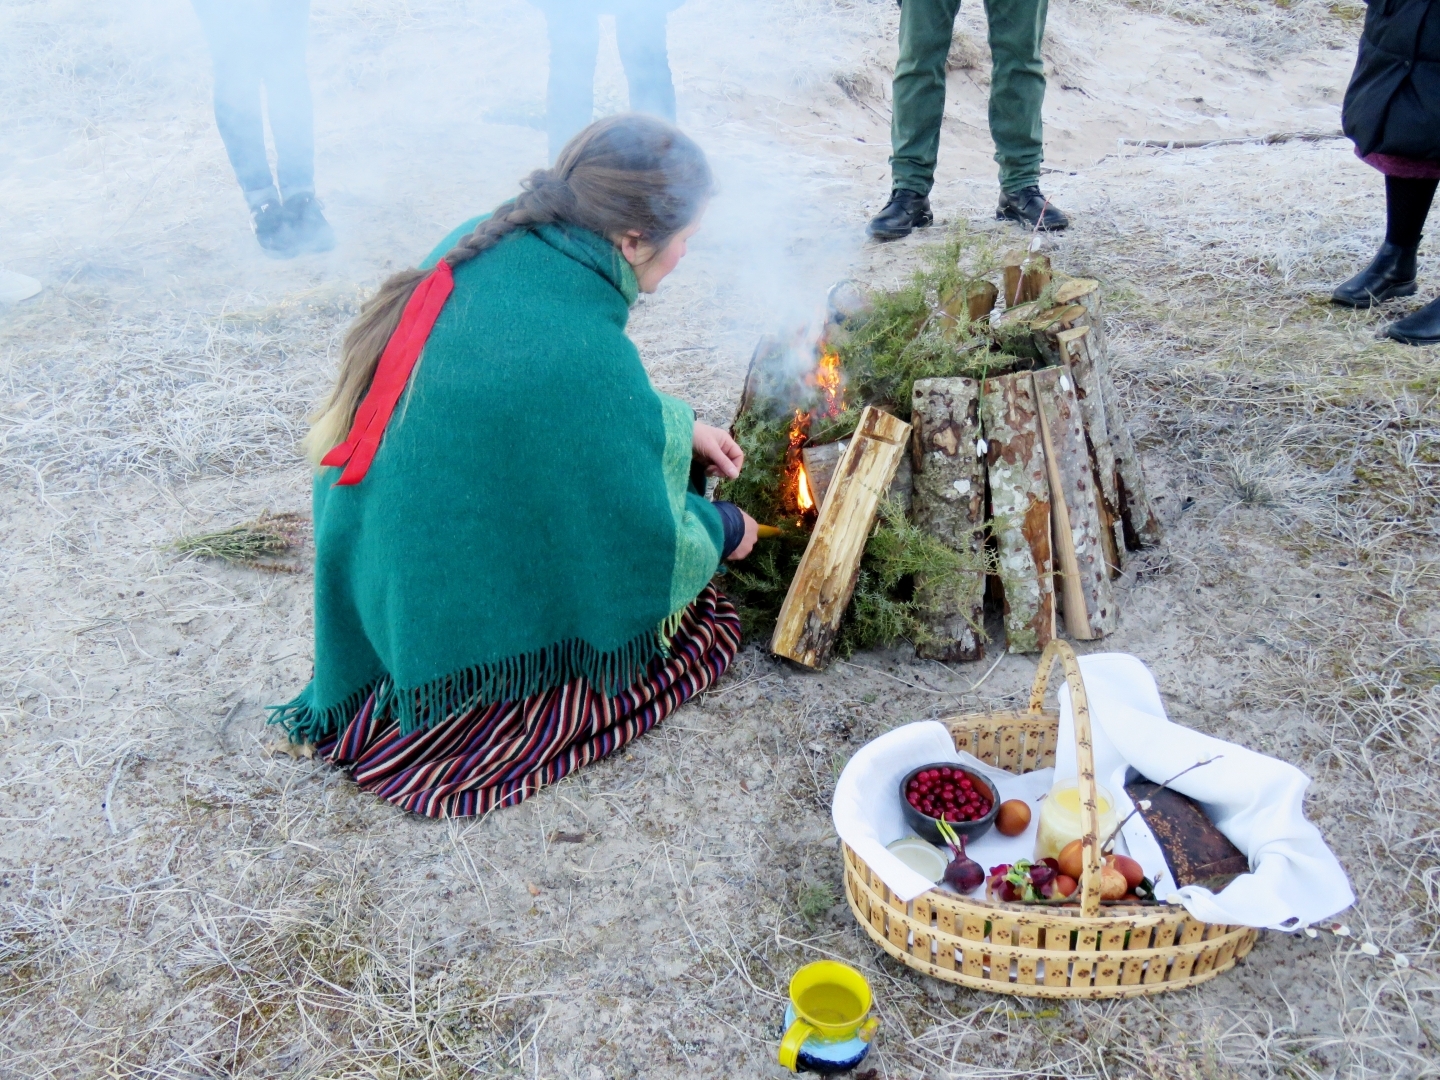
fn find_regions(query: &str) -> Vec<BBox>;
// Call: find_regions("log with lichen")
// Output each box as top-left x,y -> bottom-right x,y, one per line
910,377 -> 988,660
981,372 -> 1055,653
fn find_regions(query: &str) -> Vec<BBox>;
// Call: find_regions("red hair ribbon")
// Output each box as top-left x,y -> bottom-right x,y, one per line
321,261 -> 455,485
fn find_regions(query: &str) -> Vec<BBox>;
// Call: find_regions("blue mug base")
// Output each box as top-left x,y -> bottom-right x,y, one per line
782,1004 -> 873,1074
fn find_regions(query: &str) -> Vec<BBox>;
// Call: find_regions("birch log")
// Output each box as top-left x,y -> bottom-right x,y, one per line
1050,327 -> 1124,574
1033,368 -> 1118,639
1052,280 -> 1163,547
910,378 -> 988,661
1057,328 -> 1161,550
771,406 -> 912,668
980,373 -> 1055,653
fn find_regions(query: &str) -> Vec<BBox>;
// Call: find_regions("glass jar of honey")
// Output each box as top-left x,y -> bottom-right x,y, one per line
1033,778 -> 1119,863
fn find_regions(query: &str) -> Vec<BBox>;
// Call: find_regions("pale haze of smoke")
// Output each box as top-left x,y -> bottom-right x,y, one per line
2,0 -> 877,336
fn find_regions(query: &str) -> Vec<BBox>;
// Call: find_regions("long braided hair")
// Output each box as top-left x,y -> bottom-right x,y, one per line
304,114 -> 713,463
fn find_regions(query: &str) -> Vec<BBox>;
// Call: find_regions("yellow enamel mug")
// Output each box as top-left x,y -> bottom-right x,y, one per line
777,961 -> 879,1072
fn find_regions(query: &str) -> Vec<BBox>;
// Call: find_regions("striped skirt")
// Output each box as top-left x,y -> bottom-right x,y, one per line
317,584 -> 741,818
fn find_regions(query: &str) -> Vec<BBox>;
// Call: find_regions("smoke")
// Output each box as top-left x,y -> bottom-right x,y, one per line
2,0 -> 892,346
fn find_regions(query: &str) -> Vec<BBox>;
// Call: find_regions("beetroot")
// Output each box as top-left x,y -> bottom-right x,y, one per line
936,820 -> 984,893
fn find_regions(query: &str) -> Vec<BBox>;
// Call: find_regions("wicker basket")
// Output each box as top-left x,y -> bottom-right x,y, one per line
844,640 -> 1258,998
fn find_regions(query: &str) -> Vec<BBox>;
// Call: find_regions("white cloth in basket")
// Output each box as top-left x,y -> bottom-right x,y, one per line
830,653 -> 1354,929
1052,653 -> 1354,930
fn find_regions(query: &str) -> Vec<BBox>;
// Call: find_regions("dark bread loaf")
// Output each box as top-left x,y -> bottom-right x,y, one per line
1124,767 -> 1249,892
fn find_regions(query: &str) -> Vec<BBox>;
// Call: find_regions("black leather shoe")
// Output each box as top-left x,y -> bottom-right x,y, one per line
252,199 -> 291,258
282,193 -> 336,255
1333,242 -> 1418,308
867,189 -> 933,241
1385,295 -> 1440,345
997,187 -> 1070,231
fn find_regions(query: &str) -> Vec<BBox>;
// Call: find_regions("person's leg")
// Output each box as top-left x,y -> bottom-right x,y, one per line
545,4 -> 602,163
1333,176 -> 1435,308
982,0 -> 1046,195
614,5 -> 676,122
1386,175 -> 1438,249
190,0 -> 275,206
870,0 -> 960,239
256,0 -> 333,253
257,0 -> 315,203
1381,176 -> 1440,344
889,0 -> 964,198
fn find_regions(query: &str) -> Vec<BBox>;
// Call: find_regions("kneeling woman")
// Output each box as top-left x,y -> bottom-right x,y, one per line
274,116 -> 756,817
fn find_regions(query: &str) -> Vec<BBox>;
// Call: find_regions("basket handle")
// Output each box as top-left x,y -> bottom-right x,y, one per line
1029,640 -> 1102,919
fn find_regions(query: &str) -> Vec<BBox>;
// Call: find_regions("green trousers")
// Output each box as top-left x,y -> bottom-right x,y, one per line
890,0 -> 1048,196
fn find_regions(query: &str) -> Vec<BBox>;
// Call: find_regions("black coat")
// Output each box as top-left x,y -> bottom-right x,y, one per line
1342,0 -> 1440,160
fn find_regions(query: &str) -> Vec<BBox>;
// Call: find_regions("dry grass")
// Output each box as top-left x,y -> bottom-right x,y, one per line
173,511 -> 311,571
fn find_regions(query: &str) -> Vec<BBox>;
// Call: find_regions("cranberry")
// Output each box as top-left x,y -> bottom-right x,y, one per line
960,777 -> 972,789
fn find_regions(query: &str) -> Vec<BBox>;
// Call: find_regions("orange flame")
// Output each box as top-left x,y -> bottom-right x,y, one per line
810,346 -> 846,419
796,463 -> 815,512
788,408 -> 808,448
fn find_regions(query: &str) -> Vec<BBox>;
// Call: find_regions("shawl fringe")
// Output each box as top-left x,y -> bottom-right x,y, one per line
268,618 -> 683,744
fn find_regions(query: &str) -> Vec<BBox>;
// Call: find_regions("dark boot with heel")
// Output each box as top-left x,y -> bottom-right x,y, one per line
1332,242 -> 1418,308
1385,296 -> 1440,346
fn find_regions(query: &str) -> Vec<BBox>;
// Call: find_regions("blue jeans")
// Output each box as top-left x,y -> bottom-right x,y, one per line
545,0 -> 676,162
191,0 -> 315,206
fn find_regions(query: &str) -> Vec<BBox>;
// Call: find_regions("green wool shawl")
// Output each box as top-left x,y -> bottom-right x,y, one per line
272,220 -> 725,742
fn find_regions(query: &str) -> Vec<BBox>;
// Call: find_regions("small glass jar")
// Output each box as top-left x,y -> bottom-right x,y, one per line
1033,778 -> 1119,863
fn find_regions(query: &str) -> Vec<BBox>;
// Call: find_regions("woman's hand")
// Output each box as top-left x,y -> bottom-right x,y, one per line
727,509 -> 759,560
693,422 -> 744,479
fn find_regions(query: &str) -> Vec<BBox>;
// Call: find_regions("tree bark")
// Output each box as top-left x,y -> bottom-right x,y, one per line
1048,326 -> 1124,574
980,373 -> 1055,654
1033,367 -> 1119,639
910,378 -> 988,661
1051,280 -> 1163,548
771,407 -> 912,669
1055,326 -> 1162,550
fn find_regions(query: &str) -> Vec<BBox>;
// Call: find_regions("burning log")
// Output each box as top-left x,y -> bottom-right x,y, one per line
910,378 -> 987,661
802,439 -> 912,515
981,373 -> 1056,654
771,406 -> 912,669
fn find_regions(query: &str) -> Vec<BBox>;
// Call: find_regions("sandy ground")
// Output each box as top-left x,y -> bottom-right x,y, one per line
3,0 -> 1438,1076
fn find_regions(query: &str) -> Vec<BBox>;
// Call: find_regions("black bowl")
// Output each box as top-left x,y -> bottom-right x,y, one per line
899,762 -> 999,845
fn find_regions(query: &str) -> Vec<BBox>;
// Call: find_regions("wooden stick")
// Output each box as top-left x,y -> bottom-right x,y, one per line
980,373 -> 1055,654
910,378 -> 988,661
1033,368 -> 1118,639
771,406 -> 912,668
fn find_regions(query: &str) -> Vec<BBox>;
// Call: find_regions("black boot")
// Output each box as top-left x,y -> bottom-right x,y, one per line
1385,296 -> 1440,345
997,187 -> 1070,231
251,198 -> 292,258
867,190 -> 933,241
281,193 -> 336,255
1332,242 -> 1417,308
